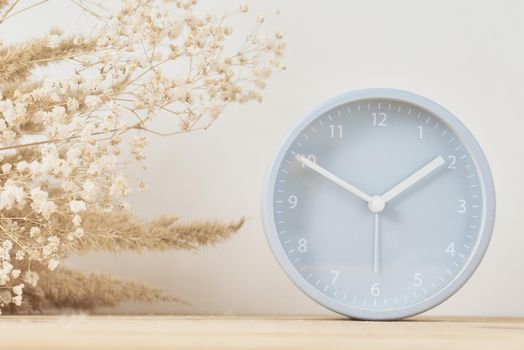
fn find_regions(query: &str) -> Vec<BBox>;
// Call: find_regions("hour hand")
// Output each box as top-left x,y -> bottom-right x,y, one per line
382,155 -> 445,203
296,154 -> 372,203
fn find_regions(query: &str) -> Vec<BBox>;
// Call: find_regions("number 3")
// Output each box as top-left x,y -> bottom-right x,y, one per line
458,199 -> 466,213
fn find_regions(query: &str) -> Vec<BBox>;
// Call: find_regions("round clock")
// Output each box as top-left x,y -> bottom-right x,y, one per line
262,88 -> 495,320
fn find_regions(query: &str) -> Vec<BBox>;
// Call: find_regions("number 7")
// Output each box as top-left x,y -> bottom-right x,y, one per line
330,270 -> 340,284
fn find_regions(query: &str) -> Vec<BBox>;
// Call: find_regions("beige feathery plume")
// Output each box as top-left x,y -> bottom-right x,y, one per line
0,0 -> 284,315
0,37 -> 96,82
61,211 -> 244,254
12,267 -> 175,313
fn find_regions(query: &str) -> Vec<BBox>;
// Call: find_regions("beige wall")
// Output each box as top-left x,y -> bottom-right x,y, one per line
5,0 -> 524,316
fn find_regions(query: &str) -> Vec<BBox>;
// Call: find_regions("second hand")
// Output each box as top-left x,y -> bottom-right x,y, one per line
373,213 -> 381,274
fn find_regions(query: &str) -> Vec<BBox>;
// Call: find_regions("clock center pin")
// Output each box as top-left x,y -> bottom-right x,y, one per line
368,195 -> 386,213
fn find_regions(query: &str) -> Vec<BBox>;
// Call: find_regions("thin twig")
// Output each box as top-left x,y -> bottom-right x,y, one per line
1,0 -> 49,23
0,0 -> 20,23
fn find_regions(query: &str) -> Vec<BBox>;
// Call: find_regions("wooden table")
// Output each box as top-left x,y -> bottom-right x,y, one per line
0,316 -> 523,349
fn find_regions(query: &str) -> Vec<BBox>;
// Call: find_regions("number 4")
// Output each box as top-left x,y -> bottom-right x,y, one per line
446,242 -> 456,256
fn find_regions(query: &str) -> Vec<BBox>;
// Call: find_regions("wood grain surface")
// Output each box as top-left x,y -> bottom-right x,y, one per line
0,316 -> 523,350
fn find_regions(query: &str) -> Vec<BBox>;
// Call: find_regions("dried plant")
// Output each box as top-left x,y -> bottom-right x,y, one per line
0,0 -> 285,314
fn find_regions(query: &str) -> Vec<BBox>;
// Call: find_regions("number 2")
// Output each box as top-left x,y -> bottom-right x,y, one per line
448,155 -> 457,169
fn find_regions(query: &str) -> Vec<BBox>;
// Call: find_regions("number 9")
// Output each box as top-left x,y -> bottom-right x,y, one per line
288,195 -> 298,209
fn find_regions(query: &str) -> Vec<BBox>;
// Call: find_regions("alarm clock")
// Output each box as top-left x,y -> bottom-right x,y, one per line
262,88 -> 495,320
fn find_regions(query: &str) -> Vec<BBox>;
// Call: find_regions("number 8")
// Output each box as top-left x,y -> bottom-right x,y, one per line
298,238 -> 308,253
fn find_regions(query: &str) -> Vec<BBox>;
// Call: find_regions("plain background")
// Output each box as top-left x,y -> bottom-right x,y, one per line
2,0 -> 524,316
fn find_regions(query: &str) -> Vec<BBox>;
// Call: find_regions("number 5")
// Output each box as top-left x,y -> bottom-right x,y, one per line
413,273 -> 423,287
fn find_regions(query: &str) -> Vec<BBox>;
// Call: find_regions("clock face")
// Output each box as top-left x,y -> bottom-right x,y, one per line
262,89 -> 495,320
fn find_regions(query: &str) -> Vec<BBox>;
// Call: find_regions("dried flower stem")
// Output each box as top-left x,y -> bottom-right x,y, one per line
0,0 -> 285,314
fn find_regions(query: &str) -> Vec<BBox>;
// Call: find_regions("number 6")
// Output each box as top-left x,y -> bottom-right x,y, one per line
370,282 -> 380,296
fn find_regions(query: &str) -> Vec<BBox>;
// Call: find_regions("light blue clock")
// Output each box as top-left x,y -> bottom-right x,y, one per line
262,88 -> 495,320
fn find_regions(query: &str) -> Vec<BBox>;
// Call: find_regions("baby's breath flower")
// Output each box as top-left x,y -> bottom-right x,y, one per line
84,95 -> 102,109
1,163 -> 12,173
0,184 -> 25,210
0,0 -> 284,313
66,97 -> 79,112
47,259 -> 59,271
15,251 -> 24,261
23,271 -> 39,288
30,188 -> 57,218
29,227 -> 41,238
69,200 -> 87,213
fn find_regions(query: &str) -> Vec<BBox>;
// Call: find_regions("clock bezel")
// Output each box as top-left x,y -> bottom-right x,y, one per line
261,88 -> 496,320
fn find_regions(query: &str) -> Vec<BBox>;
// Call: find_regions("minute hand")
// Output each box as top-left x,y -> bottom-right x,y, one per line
296,155 -> 372,203
381,156 -> 445,203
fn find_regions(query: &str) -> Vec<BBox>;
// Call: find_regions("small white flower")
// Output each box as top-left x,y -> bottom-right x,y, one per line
69,200 -> 87,213
0,183 -> 25,210
109,175 -> 129,197
29,227 -> 41,237
12,295 -> 22,306
81,180 -> 97,201
66,97 -> 79,112
12,283 -> 24,296
0,241 -> 12,261
16,161 -> 28,172
72,215 -> 82,227
24,271 -> 39,288
15,250 -> 24,261
138,181 -> 148,191
1,163 -> 12,173
84,95 -> 102,109
30,188 -> 57,218
47,258 -> 59,271
257,13 -> 266,24
73,228 -> 84,239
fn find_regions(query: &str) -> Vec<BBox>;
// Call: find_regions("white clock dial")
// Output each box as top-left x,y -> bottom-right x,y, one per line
262,89 -> 495,320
